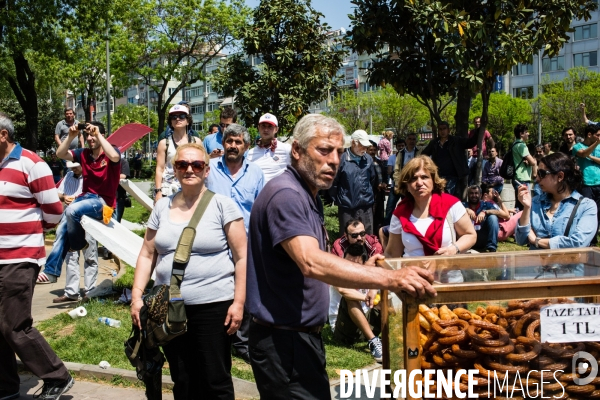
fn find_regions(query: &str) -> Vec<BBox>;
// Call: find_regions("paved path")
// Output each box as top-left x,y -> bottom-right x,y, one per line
19,373 -> 174,400
32,244 -> 120,323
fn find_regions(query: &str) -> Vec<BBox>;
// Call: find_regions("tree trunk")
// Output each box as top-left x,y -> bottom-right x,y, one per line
6,52 -> 39,150
454,86 -> 471,139
474,83 -> 493,187
454,86 -> 472,200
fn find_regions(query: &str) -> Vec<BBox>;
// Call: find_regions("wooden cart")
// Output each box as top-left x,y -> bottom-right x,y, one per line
379,247 -> 600,400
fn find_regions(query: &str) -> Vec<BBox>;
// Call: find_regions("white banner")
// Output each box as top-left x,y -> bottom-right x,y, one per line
540,303 -> 600,343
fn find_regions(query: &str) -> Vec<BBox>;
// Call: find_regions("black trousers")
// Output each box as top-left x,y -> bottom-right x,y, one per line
248,320 -> 330,400
162,300 -> 234,400
0,262 -> 69,392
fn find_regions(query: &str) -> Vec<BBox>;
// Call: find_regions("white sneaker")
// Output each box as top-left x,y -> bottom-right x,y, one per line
368,336 -> 383,363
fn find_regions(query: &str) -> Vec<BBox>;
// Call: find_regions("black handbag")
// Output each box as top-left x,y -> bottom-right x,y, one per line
142,190 -> 215,347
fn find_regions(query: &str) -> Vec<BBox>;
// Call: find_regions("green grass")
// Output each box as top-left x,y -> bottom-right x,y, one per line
123,198 -> 151,225
37,297 -> 374,382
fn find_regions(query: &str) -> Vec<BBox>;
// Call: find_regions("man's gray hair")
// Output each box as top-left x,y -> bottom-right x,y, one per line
0,112 -> 15,142
223,123 -> 251,145
293,114 -> 345,150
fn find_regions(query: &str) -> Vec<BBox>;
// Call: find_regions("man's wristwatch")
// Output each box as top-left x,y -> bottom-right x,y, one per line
535,237 -> 541,248
153,188 -> 162,195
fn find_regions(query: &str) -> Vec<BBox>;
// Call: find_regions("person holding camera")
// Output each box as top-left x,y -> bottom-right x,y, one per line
154,104 -> 200,203
38,122 -> 121,284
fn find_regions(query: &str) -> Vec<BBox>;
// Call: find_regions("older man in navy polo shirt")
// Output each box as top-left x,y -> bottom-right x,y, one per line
246,114 -> 437,399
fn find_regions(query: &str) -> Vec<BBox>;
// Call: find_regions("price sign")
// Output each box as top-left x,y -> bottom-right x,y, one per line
540,304 -> 600,343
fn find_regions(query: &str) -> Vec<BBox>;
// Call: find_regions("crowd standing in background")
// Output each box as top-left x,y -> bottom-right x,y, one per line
7,101 -> 600,400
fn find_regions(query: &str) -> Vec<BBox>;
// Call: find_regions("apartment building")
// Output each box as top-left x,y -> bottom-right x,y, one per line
506,9 -> 600,99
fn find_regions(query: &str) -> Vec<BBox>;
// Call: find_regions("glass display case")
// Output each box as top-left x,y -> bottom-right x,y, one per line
379,248 -> 600,400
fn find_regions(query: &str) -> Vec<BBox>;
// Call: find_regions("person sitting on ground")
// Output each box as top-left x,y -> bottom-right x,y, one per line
329,243 -> 382,363
516,152 -> 597,249
385,156 -> 476,283
38,122 -> 121,284
462,185 -> 509,252
45,161 -> 99,304
482,147 -> 504,194
331,219 -> 383,259
480,184 -> 521,242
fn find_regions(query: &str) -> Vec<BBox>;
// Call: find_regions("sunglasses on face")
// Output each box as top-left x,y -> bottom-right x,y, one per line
537,169 -> 556,179
349,231 -> 366,239
174,160 -> 206,173
170,114 -> 187,120
219,122 -> 230,129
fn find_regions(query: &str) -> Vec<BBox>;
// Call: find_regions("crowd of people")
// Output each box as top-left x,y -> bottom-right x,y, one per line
2,102 -> 600,400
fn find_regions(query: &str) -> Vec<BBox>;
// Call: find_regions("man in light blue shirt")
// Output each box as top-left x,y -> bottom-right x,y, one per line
203,107 -> 237,158
206,123 -> 264,230
206,122 -> 264,364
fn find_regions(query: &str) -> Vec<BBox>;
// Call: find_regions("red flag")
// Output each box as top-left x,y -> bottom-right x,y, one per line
107,123 -> 153,153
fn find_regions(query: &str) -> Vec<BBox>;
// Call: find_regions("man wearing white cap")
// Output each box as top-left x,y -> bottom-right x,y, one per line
38,161 -> 99,304
329,129 -> 377,235
246,113 -> 291,183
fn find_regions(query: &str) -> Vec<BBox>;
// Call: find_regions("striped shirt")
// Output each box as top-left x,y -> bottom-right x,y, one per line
57,171 -> 83,198
0,144 -> 63,265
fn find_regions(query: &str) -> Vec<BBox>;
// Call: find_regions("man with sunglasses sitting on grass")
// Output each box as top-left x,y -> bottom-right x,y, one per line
329,243 -> 383,362
331,218 -> 383,259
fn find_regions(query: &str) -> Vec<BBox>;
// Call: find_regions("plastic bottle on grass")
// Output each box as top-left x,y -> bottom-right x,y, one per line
98,317 -> 121,328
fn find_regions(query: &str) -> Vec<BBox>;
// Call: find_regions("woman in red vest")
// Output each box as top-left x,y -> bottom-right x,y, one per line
384,156 -> 476,263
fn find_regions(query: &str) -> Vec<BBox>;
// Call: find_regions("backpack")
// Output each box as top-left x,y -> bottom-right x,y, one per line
499,141 -> 525,180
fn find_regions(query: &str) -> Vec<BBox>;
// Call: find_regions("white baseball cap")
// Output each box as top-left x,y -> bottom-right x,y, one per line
258,113 -> 278,127
168,104 -> 189,115
66,161 -> 80,168
351,130 -> 371,147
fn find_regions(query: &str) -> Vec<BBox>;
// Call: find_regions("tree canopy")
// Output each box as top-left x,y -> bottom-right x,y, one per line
211,0 -> 346,133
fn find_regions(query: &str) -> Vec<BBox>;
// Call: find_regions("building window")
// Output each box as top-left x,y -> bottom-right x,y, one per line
127,97 -> 136,104
207,102 -> 217,112
542,56 -> 565,72
192,122 -> 201,131
168,87 -> 177,96
512,63 -> 533,76
574,23 -> 597,41
513,86 -> 534,99
185,87 -> 203,99
190,104 -> 204,114
574,51 -> 598,67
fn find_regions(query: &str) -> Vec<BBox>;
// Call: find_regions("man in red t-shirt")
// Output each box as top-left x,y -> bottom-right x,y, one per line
41,122 -> 120,282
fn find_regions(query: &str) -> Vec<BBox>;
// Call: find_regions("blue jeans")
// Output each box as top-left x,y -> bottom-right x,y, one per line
444,177 -> 459,197
475,214 -> 499,251
44,215 -> 69,277
45,194 -> 104,277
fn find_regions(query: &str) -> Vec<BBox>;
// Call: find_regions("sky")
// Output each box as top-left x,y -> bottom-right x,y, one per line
244,0 -> 355,31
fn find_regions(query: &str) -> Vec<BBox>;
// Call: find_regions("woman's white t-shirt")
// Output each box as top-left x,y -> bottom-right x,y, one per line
389,202 -> 467,257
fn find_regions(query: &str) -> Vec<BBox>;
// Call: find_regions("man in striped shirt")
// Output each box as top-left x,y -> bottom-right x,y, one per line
0,112 -> 75,399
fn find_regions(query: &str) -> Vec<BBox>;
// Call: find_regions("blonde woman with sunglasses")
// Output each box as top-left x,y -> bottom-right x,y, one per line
132,142 -> 246,399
